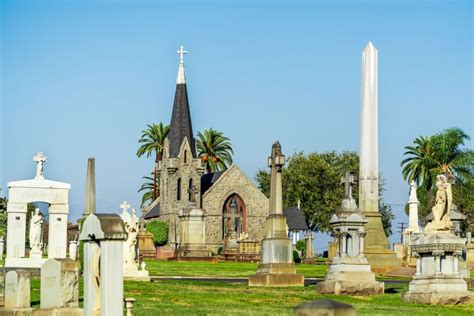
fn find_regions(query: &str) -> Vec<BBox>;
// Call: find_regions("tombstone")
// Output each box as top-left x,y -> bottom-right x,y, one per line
69,241 -> 78,261
80,213 -> 128,316
402,174 -> 474,305
6,152 -> 71,268
120,202 -> 150,281
302,231 -> 316,264
4,270 -> 30,308
316,171 -> 384,295
175,186 -> 210,259
294,299 -> 356,316
40,258 -> 79,309
249,142 -> 304,286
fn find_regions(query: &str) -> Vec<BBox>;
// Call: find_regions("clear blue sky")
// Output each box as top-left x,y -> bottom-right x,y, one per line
1,0 -> 472,249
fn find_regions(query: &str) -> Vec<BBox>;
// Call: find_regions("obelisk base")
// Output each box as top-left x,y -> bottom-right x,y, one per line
363,212 -> 401,273
249,214 -> 304,287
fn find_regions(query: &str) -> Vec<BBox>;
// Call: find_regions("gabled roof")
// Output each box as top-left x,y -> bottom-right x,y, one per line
144,201 -> 160,220
283,207 -> 308,231
201,170 -> 225,195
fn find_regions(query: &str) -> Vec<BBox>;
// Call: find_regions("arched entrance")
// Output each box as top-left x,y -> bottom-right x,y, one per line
222,194 -> 247,239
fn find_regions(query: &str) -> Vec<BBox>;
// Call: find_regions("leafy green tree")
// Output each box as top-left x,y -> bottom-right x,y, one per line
0,196 -> 7,238
256,151 -> 395,236
197,128 -> 233,173
401,128 -> 474,219
137,123 -> 170,201
146,220 -> 169,246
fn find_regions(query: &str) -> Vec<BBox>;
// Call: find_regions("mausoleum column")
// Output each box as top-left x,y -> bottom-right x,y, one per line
415,253 -> 421,276
359,231 -> 366,255
341,232 -> 347,257
434,252 -> 442,275
453,252 -> 461,274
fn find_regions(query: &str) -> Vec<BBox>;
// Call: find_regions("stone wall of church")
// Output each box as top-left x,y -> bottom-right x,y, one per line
202,165 -> 269,251
159,138 -> 204,246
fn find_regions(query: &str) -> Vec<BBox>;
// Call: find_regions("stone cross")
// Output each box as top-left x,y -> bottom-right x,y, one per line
177,45 -> 187,63
120,201 -> 131,214
224,200 -> 240,233
341,171 -> 357,199
268,141 -> 285,215
33,152 -> 48,179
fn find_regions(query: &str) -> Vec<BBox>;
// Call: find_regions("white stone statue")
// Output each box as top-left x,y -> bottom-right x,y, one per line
29,208 -> 43,255
33,152 -> 48,179
425,174 -> 453,233
125,216 -> 139,267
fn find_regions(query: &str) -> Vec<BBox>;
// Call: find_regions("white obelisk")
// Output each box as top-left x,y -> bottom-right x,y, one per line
359,42 -> 379,214
406,181 -> 420,232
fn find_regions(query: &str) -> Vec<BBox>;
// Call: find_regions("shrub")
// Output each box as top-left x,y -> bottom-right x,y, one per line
296,239 -> 306,257
293,250 -> 301,263
146,220 -> 169,246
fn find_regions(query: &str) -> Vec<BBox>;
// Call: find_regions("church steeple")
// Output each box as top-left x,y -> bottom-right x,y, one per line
168,45 -> 196,158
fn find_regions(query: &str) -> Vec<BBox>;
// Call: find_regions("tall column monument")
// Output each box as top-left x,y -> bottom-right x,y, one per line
249,142 -> 304,286
359,42 -> 400,272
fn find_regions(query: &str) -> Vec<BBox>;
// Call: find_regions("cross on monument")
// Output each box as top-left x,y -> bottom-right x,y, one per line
341,171 -> 357,199
120,201 -> 131,213
33,152 -> 48,179
177,45 -> 187,63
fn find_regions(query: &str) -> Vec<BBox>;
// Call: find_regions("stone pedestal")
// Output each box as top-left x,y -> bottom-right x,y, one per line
175,202 -> 210,259
402,232 -> 474,305
138,231 -> 157,259
249,214 -> 304,287
465,243 -> 474,270
40,259 -> 79,309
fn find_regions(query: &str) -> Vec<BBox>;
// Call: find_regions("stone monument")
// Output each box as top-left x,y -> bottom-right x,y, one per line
249,142 -> 304,287
120,202 -> 150,281
402,174 -> 474,305
80,158 -> 128,316
40,258 -> 81,312
4,270 -> 30,309
29,208 -> 44,258
317,172 -> 383,295
302,231 -> 316,264
6,152 -> 71,268
358,42 -> 400,272
175,186 -> 210,259
402,181 -> 422,265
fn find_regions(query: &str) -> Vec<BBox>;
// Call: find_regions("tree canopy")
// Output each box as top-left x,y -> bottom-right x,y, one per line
197,128 -> 234,173
255,151 -> 394,236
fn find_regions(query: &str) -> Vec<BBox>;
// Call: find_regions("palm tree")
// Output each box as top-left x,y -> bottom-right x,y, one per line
138,172 -> 159,207
137,123 -> 170,200
196,128 -> 234,173
401,128 -> 473,189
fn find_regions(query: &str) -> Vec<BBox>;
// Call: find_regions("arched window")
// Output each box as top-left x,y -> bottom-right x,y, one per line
177,178 -> 181,201
184,150 -> 188,163
188,178 -> 193,201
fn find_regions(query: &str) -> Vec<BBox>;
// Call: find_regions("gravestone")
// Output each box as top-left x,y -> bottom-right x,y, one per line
40,258 -> 79,309
294,299 -> 356,316
402,174 -> 474,305
249,142 -> 304,286
176,186 -> 210,259
317,172 -> 383,295
4,270 -> 30,308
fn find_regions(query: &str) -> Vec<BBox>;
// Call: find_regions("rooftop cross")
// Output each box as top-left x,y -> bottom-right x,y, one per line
341,171 -> 357,199
33,152 -> 48,179
120,201 -> 131,213
177,45 -> 187,64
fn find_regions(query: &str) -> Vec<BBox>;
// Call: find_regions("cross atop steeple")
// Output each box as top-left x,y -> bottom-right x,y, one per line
177,45 -> 187,64
341,171 -> 357,199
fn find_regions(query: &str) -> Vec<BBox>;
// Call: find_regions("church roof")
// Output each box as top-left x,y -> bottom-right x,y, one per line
167,46 -> 196,158
201,171 -> 225,195
144,201 -> 160,220
283,207 -> 308,231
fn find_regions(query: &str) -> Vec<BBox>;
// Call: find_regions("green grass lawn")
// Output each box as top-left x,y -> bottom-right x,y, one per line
145,260 -> 328,278
125,280 -> 474,315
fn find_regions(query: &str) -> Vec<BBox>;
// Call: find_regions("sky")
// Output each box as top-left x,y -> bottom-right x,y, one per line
0,0 -> 472,250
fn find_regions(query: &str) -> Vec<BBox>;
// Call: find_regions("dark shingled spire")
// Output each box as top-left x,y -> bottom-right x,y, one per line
167,45 -> 196,158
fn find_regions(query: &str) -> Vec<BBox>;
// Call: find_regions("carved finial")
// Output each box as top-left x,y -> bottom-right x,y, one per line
177,45 -> 187,64
33,152 -> 48,179
176,45 -> 187,84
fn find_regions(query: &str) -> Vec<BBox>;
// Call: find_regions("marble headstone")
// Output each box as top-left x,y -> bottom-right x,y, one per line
4,270 -> 30,308
40,258 -> 79,309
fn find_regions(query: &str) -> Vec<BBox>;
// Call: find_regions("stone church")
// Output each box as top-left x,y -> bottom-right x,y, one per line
144,47 -> 307,252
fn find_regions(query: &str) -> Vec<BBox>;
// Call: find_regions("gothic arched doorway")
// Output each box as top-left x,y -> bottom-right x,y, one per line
222,194 -> 247,239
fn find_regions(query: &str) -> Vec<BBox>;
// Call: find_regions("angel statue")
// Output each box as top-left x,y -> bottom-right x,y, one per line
425,174 -> 453,233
